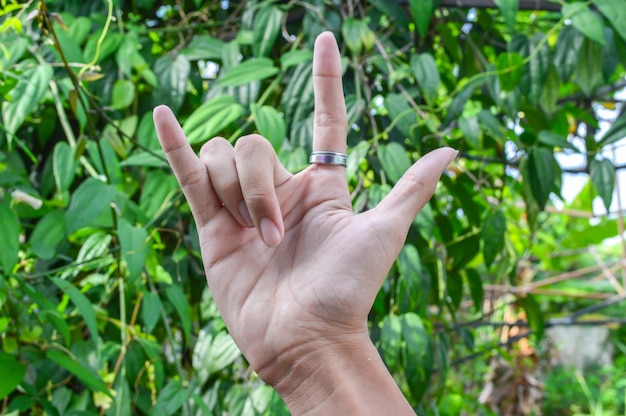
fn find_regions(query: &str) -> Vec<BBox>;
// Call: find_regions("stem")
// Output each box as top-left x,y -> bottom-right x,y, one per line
48,79 -> 101,179
145,274 -> 187,386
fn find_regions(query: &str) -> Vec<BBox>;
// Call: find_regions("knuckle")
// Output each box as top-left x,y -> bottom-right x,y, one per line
314,109 -> 348,131
244,188 -> 271,206
163,139 -> 187,154
179,166 -> 206,190
200,136 -> 229,157
402,171 -> 432,195
235,134 -> 270,157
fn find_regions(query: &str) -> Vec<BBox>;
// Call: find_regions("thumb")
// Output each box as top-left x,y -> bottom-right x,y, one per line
373,147 -> 458,240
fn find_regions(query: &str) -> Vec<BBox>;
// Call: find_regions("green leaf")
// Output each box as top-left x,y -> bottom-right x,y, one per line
281,61 -> 314,128
517,294 -> 545,342
251,104 -> 286,150
46,349 -> 111,396
180,34 -> 223,60
385,93 -> 416,138
0,352 -> 26,399
572,37 -> 603,97
602,27 -> 620,80
342,17 -> 364,56
562,3 -> 605,45
151,380 -> 190,416
6,395 -> 33,413
0,35 -> 28,69
553,26 -> 584,82
111,80 -> 136,110
252,4 -> 282,57
115,32 -> 146,77
53,141 -> 76,192
539,65 -> 561,115
117,219 -> 148,283
496,52 -> 524,91
411,52 -> 440,104
369,0 -> 411,28
494,0 -> 518,32
537,130 -> 579,152
444,78 -> 486,126
409,0 -> 434,37
378,142 -> 412,184
464,268 -> 484,313
51,277 -> 100,345
153,54 -> 190,113
562,217 -> 618,248
478,110 -> 504,142
595,0 -> 626,44
76,232 -> 112,265
51,20 -> 85,64
182,96 -> 244,144
458,116 -> 482,148
65,178 -> 117,234
215,57 -> 279,87
446,271 -> 463,310
510,33 -> 550,104
193,327 -> 241,383
379,314 -> 402,370
0,203 -> 19,274
142,291 -> 162,334
590,158 -> 614,211
41,309 -> 71,347
397,244 -> 430,314
481,208 -> 506,267
69,16 -> 92,45
401,313 -> 433,403
527,33 -> 551,104
120,150 -> 167,168
85,31 -> 123,64
165,285 -> 191,343
279,49 -> 313,69
447,232 -> 481,271
527,146 -> 556,210
598,112 -> 626,147
30,210 -> 66,260
2,63 -> 53,146
110,377 -> 131,416
139,170 -> 179,219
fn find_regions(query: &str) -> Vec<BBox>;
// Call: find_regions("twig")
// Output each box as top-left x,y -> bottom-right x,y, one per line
589,246 -> 625,295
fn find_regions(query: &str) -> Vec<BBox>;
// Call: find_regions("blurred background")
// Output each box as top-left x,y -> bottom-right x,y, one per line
0,0 -> 625,414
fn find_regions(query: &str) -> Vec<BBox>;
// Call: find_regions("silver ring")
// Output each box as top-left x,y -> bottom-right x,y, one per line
309,151 -> 348,167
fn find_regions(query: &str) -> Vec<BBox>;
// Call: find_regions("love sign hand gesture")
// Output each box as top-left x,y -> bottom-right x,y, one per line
154,32 -> 456,415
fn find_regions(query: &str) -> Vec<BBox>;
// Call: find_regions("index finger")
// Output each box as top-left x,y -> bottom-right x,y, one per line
153,105 -> 220,225
312,32 -> 348,154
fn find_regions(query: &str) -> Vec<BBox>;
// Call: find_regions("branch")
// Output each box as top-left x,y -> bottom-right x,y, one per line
558,79 -> 626,105
398,0 -> 562,11
459,151 -> 626,174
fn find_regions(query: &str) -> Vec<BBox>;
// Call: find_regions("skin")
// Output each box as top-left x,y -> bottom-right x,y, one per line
154,32 -> 457,415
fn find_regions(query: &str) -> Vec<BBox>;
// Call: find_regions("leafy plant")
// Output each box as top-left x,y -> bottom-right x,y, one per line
1,0 -> 625,414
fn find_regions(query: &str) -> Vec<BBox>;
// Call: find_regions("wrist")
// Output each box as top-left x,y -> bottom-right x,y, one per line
267,334 -> 415,415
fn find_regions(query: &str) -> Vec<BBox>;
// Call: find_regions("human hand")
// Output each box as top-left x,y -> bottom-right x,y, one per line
154,32 -> 456,414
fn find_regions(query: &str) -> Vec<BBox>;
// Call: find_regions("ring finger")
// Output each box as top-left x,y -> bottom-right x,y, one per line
200,137 -> 254,228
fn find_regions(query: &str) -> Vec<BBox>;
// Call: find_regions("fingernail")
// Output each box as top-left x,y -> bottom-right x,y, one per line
448,149 -> 459,164
260,218 -> 281,247
239,201 -> 254,227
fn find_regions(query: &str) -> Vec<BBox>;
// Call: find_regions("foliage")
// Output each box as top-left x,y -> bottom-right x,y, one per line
543,358 -> 626,416
1,0 -> 625,414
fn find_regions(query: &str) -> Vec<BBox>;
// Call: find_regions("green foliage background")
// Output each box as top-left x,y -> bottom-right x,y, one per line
1,0 -> 625,414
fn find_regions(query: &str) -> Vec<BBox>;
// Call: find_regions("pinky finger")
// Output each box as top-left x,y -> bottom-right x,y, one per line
153,105 -> 220,225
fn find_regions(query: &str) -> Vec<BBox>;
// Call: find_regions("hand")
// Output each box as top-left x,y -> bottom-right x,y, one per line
154,32 -> 457,415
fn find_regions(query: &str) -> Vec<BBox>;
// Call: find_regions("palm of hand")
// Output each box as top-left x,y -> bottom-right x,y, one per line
200,167 -> 398,383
